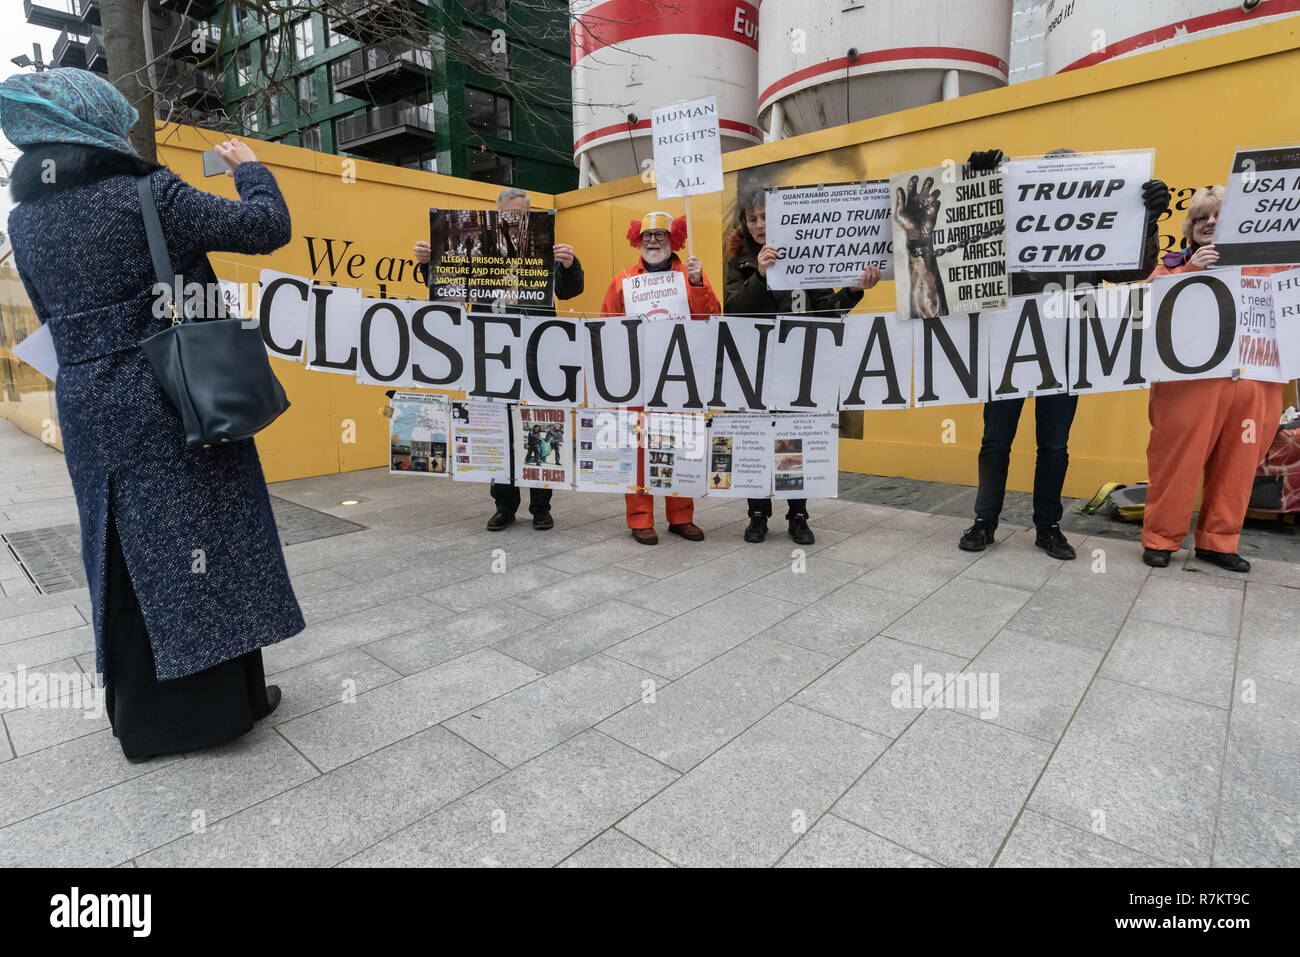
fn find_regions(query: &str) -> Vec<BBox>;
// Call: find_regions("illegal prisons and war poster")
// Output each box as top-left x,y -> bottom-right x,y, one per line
427,208 -> 556,309
891,163 -> 1008,319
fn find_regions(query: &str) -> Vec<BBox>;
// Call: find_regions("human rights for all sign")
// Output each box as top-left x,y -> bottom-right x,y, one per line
765,181 -> 895,290
651,95 -> 723,198
1215,146 -> 1300,267
1005,151 -> 1152,272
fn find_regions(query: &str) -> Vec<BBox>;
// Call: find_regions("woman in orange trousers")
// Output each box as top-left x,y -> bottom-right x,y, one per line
1142,185 -> 1285,571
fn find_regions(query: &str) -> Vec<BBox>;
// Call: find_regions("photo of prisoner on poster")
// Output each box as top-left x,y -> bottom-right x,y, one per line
890,162 -> 1008,319
428,207 -> 556,307
774,438 -> 804,493
710,435 -> 734,490
524,420 -> 565,466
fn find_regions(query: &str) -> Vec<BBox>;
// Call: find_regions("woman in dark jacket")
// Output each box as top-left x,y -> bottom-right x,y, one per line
724,186 -> 880,545
2,68 -> 304,761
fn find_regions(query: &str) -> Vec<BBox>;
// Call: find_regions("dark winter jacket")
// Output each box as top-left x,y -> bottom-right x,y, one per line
7,144 -> 304,681
723,234 -> 864,316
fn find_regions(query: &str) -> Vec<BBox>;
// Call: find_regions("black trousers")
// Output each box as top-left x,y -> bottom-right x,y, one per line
103,511 -> 273,760
747,498 -> 809,520
490,481 -> 552,516
974,393 -> 1079,529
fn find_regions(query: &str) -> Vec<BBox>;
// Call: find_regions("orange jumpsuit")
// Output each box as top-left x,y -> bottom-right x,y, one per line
1142,252 -> 1287,552
600,254 -> 720,530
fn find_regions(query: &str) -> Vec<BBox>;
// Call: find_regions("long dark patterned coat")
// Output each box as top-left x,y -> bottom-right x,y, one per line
7,145 -> 304,681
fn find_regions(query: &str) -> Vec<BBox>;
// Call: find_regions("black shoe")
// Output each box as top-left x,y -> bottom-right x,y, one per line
263,685 -> 282,719
532,510 -> 554,530
788,516 -> 815,546
744,516 -> 767,543
1143,547 -> 1173,568
959,519 -> 996,552
1035,524 -> 1076,561
486,510 -> 515,531
1194,547 -> 1251,572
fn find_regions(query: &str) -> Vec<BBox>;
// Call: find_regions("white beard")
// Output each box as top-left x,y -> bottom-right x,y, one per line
641,247 -> 671,268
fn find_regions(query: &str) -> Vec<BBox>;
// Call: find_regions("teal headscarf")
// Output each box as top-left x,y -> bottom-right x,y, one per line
0,67 -> 137,154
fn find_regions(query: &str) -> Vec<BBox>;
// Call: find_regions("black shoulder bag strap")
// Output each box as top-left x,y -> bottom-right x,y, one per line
136,173 -> 182,324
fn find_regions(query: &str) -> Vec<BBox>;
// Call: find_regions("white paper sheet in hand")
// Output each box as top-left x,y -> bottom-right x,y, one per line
12,324 -> 58,381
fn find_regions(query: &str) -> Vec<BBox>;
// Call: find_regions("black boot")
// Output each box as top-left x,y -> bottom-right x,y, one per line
788,516 -> 815,546
486,510 -> 515,531
1035,524 -> 1076,561
532,510 -> 554,530
744,515 -> 767,543
959,519 -> 996,551
1194,547 -> 1251,572
1143,547 -> 1173,568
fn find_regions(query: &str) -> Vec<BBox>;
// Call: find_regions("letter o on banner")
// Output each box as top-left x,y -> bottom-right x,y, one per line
1154,275 -> 1237,375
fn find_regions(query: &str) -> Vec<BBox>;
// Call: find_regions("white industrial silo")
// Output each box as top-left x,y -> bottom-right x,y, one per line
757,0 -> 1014,140
570,0 -> 762,186
1043,0 -> 1300,73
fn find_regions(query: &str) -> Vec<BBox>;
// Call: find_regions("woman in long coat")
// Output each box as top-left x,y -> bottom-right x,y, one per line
2,69 -> 304,760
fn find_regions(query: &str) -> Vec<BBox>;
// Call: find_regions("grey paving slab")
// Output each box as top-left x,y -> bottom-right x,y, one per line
741,556 -> 865,607
341,730 -> 678,867
616,547 -> 792,616
558,828 -> 675,868
276,649 -> 543,772
508,567 -> 657,619
536,536 -> 659,575
816,528 -> 931,570
882,577 -> 1033,658
137,727 -> 503,867
600,636 -> 834,772
444,654 -> 651,767
492,599 -> 667,673
1100,618 -> 1235,708
1028,678 -> 1226,866
3,691 -> 109,756
1129,577 -> 1243,639
0,587 -> 89,621
958,534 -> 1063,591
259,649 -> 401,728
262,597 -> 438,674
0,626 -> 95,676
1213,740 -> 1300,867
294,566 -> 461,625
612,536 -> 747,579
0,731 -> 12,763
834,708 -> 1052,867
287,568 -> 358,599
0,657 -> 85,713
995,810 -> 1170,867
762,583 -> 919,659
620,703 -> 889,867
605,591 -> 802,680
0,605 -> 85,645
1004,570 -> 1143,652
778,814 -> 939,867
856,549 -> 977,599
0,729 -> 317,867
1228,675 -> 1300,762
952,629 -> 1103,742
423,563 -> 571,615
364,603 -> 540,676
1238,610 -> 1300,687
793,635 -> 970,738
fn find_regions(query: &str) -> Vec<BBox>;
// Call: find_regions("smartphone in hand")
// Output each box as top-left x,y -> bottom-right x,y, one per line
200,149 -> 226,177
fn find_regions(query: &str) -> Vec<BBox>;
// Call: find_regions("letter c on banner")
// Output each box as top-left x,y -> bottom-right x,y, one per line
1155,275 -> 1236,375
259,276 -> 309,358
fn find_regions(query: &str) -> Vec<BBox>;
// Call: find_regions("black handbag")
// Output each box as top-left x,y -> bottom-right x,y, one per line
135,174 -> 289,449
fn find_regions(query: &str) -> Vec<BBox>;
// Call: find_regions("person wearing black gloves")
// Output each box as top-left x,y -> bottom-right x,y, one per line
958,148 -> 1170,560
724,185 -> 881,545
415,187 -> 585,532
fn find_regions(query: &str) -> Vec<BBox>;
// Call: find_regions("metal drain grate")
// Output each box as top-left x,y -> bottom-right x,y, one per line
2,523 -> 83,594
2,499 -> 365,594
268,496 -> 367,545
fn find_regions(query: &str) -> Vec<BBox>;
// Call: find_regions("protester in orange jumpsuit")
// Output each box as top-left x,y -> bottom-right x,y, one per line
600,211 -> 720,545
1142,185 -> 1286,572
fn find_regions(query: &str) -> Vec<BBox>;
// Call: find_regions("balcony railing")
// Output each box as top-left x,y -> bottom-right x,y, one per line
75,0 -> 99,28
329,41 -> 432,95
335,100 -> 436,153
22,0 -> 82,33
155,0 -> 220,16
154,12 -> 223,60
51,30 -> 88,70
329,0 -> 431,42
158,60 -> 220,106
84,29 -> 107,73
